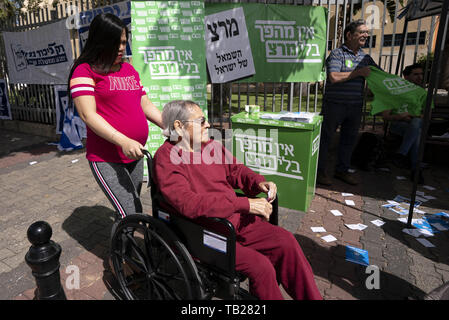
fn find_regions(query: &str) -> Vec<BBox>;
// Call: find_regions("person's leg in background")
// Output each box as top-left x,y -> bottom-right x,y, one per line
334,104 -> 362,185
317,101 -> 344,185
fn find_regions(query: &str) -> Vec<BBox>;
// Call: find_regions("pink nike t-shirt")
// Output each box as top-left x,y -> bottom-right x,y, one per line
70,62 -> 148,163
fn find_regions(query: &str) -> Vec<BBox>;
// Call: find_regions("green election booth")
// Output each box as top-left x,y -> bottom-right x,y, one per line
231,111 -> 322,212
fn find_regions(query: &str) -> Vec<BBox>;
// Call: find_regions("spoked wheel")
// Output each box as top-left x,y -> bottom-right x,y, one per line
110,214 -> 202,300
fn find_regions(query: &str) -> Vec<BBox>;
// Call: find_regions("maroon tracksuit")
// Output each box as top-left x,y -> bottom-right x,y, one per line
154,140 -> 322,300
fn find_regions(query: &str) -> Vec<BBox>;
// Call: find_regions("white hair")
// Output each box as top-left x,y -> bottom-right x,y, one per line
161,100 -> 198,138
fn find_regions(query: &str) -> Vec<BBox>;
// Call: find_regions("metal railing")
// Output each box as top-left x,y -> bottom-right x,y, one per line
0,0 -> 437,131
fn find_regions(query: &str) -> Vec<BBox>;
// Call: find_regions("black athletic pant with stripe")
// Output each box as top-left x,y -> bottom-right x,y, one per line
89,159 -> 144,242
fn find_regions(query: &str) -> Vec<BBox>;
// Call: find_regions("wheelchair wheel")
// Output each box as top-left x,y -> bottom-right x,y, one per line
110,214 -> 202,300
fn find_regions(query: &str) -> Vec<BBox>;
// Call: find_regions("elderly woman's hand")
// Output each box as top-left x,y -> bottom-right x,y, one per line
258,181 -> 277,203
248,198 -> 272,221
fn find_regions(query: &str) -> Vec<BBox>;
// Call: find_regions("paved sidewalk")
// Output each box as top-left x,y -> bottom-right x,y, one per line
1,128 -> 448,300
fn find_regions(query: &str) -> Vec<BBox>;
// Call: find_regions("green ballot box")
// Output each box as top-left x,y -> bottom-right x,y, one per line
230,112 -> 322,212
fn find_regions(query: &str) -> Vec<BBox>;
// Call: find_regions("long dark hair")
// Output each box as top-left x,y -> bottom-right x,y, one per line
67,13 -> 128,90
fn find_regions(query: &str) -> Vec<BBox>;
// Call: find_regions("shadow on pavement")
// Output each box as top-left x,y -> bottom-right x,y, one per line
62,205 -> 124,300
380,217 -> 449,266
294,234 -> 427,300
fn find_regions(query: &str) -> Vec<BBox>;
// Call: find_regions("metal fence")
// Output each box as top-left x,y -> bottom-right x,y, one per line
0,0 -> 438,131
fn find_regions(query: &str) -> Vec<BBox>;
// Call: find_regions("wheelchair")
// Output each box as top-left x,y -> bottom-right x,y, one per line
110,149 -> 278,300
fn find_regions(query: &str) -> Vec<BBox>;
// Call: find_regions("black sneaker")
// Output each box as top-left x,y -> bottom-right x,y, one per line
334,171 -> 359,185
317,171 -> 332,186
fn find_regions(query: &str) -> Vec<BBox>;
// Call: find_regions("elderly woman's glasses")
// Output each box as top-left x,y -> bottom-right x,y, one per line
183,117 -> 206,126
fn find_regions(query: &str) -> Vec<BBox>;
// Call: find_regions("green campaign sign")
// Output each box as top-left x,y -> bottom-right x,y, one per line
205,3 -> 327,83
367,66 -> 430,116
131,0 -> 207,156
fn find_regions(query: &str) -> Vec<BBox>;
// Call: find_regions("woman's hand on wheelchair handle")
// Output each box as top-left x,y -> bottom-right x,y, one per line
258,181 -> 277,203
248,198 -> 272,221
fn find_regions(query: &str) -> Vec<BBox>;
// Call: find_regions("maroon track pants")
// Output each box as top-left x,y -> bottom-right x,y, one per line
234,215 -> 322,300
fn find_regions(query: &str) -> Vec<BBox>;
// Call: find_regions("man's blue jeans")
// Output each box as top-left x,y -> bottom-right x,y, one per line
389,117 -> 422,169
318,101 -> 362,174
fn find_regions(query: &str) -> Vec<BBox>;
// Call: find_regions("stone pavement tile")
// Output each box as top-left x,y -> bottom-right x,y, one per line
14,288 -> 36,300
324,281 -> 357,300
79,275 -> 109,300
0,261 -> 13,274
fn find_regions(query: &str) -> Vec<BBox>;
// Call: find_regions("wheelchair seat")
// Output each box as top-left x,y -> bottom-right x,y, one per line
110,149 -> 278,300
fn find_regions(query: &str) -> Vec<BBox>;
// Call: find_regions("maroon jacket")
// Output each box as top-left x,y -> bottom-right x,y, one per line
153,140 -> 265,228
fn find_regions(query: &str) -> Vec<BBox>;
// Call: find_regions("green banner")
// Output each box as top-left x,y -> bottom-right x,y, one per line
367,66 -> 430,116
205,3 -> 327,83
131,0 -> 207,156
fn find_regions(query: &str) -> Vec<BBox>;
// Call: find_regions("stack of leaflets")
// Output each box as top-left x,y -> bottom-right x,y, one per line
259,111 -> 316,123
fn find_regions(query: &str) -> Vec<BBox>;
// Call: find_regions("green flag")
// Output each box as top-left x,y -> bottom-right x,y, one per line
367,66 -> 429,116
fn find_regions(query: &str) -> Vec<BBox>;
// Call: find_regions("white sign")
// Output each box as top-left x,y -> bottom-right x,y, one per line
3,20 -> 74,84
0,80 -> 12,120
205,7 -> 255,83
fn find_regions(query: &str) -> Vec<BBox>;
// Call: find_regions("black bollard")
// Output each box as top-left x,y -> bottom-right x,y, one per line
25,221 -> 66,300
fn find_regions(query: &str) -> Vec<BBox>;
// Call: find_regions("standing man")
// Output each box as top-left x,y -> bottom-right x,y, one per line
317,19 -> 378,186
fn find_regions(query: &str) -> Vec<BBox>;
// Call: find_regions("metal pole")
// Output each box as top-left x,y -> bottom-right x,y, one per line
407,1 -> 449,228
395,19 -> 408,75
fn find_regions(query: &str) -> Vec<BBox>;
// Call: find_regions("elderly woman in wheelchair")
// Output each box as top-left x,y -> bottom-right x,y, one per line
110,100 -> 322,300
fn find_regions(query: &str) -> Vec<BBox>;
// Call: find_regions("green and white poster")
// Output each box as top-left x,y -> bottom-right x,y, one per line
131,0 -> 207,156
367,66 -> 430,116
205,3 -> 327,83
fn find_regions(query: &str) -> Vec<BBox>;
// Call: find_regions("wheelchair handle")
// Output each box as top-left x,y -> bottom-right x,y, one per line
141,149 -> 152,158
141,149 -> 154,187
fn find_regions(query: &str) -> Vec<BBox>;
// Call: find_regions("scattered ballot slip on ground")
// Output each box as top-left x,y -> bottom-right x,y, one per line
311,227 -> 326,233
402,228 -> 422,237
371,219 -> 385,227
345,223 -> 368,231
416,238 -> 435,248
341,193 -> 354,197
345,200 -> 355,206
330,210 -> 343,216
345,245 -> 369,266
321,235 -> 337,243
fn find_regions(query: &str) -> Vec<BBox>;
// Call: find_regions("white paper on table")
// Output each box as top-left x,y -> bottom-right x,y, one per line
345,200 -> 355,206
416,238 -> 435,248
342,193 -> 354,197
311,227 -> 326,233
423,195 -> 436,200
321,235 -> 337,243
330,209 -> 343,216
416,191 -> 425,196
423,185 -> 436,191
371,219 -> 385,227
